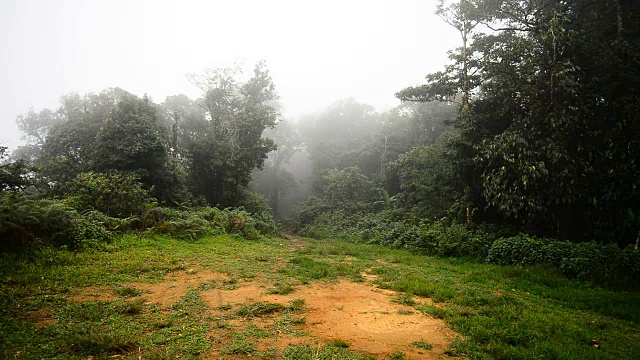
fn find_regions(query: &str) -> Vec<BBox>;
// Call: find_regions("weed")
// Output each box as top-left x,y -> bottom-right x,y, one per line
267,280 -> 296,295
236,301 -> 285,317
413,341 -> 433,350
113,286 -> 142,298
197,279 -> 217,291
244,322 -> 272,338
389,350 -> 407,359
286,298 -> 306,313
330,339 -> 350,348
398,309 -> 414,315
114,297 -> 146,315
392,292 -> 416,306
221,336 -> 257,355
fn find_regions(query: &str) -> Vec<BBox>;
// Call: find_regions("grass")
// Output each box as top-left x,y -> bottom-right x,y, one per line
1,234 -> 639,359
413,340 -> 433,350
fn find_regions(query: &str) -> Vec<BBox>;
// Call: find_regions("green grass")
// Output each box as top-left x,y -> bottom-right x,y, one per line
281,238 -> 640,360
413,340 -> 433,350
1,234 -> 639,359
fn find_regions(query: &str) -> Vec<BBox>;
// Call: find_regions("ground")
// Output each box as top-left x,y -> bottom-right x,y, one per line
2,233 -> 639,359
68,268 -> 457,359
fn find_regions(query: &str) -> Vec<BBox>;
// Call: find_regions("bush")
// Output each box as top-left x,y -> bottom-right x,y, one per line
0,193 -> 112,250
487,234 -> 640,283
67,172 -> 155,218
141,206 -> 276,240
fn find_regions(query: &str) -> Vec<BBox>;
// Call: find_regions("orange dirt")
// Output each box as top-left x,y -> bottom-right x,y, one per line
70,269 -> 228,308
65,237 -> 459,359
201,279 -> 458,359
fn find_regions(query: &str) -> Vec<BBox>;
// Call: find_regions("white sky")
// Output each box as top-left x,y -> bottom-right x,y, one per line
0,0 -> 459,149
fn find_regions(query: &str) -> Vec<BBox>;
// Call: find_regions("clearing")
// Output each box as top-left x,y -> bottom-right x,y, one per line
1,234 -> 639,359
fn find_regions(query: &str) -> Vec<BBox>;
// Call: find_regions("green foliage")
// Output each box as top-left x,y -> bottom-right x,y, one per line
413,341 -> 433,350
142,206 -> 277,240
68,172 -> 155,218
0,193 -> 112,250
184,61 -> 278,207
299,206 -> 640,285
236,302 -> 285,318
0,146 -> 31,192
487,235 -> 640,283
295,167 -> 380,233
390,136 -> 459,220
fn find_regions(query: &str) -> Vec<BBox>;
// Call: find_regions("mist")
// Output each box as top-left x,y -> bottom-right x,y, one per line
1,0 -> 458,149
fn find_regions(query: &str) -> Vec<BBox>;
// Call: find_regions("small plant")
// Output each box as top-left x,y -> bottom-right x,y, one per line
244,322 -> 272,338
330,339 -> 350,348
413,341 -> 433,350
398,309 -> 414,315
221,336 -> 257,355
389,350 -> 407,359
267,281 -> 295,295
392,292 -> 416,306
236,302 -> 285,317
113,297 -> 146,315
286,299 -> 306,313
217,304 -> 232,311
113,286 -> 142,298
197,280 -> 217,291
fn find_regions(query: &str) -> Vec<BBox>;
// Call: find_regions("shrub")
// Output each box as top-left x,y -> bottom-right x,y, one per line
141,206 -> 276,240
487,234 -> 640,283
0,193 -> 112,250
67,172 -> 155,218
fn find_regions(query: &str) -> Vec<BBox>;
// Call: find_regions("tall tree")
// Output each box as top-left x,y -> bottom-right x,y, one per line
185,61 -> 278,206
398,0 -> 640,244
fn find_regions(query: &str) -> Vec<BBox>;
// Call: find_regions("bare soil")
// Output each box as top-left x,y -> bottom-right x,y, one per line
201,278 -> 457,359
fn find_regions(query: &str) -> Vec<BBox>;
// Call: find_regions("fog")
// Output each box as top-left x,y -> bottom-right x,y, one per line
0,0 -> 458,149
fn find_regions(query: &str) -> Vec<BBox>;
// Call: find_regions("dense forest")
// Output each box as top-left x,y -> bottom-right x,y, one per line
2,0 -> 640,284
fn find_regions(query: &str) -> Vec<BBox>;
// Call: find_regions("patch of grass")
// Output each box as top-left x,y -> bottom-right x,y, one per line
286,298 -> 306,313
236,301 -> 285,317
392,292 -> 416,306
244,322 -> 272,338
389,350 -> 407,359
281,344 -> 372,360
416,303 -> 449,319
221,336 -> 257,355
113,286 -> 142,298
60,325 -> 138,356
271,314 -> 306,336
330,339 -> 350,348
398,309 -> 414,315
170,289 -> 208,317
280,255 -> 360,282
413,340 -> 433,350
113,297 -> 146,315
220,284 -> 239,290
267,280 -> 296,295
197,279 -> 217,291
217,304 -> 232,311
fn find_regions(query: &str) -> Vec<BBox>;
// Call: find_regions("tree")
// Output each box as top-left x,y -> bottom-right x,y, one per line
399,0 -> 640,244
185,61 -> 278,207
0,146 -> 30,192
